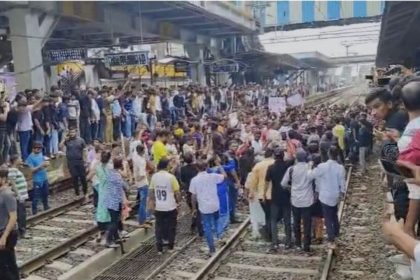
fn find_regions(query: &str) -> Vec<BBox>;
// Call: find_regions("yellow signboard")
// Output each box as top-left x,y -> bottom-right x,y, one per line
56,61 -> 84,75
111,64 -> 186,78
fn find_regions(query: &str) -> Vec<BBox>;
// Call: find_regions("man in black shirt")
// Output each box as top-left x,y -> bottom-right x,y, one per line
42,98 -> 52,158
265,148 -> 294,252
33,97 -> 51,158
96,91 -> 106,142
60,127 -> 87,198
179,153 -> 202,235
77,90 -> 92,144
365,88 -> 409,221
0,168 -> 19,280
0,99 -> 9,165
6,104 -> 18,158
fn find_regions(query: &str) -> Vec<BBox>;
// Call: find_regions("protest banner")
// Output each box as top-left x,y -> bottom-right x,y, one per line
287,93 -> 304,107
268,97 -> 286,113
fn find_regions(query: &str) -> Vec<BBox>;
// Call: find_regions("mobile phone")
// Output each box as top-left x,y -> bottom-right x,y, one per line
380,158 -> 414,178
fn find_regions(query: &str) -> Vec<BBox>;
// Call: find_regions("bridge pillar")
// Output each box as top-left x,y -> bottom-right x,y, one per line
185,44 -> 206,86
7,8 -> 56,91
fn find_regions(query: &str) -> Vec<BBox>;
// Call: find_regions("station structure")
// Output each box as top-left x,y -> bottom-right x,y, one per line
0,1 -> 383,92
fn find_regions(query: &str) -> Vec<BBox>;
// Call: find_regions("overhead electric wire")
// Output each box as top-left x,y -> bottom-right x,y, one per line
259,28 -> 381,43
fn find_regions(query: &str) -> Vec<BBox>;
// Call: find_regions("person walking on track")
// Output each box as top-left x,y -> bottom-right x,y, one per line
148,158 -> 181,254
190,160 -> 226,255
309,146 -> 346,249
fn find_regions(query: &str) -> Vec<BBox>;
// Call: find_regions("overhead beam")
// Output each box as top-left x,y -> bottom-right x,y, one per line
140,7 -> 177,14
154,15 -> 201,21
178,21 -> 220,27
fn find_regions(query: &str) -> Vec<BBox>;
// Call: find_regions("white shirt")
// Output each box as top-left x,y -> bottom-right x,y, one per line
166,143 -> 178,155
91,98 -> 100,121
168,95 -> 174,108
132,96 -> 143,118
189,171 -> 224,214
309,160 -> 346,207
281,162 -> 314,208
129,140 -> 149,160
132,153 -> 148,186
182,143 -> 195,155
219,88 -> 227,103
411,243 -> 420,280
155,95 -> 162,112
251,139 -> 263,155
17,105 -> 33,131
150,171 -> 179,211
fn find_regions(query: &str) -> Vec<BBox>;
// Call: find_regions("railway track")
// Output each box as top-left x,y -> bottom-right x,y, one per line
154,163 -> 392,280
88,86 -> 364,280
92,206 -> 249,280
146,167 -> 350,280
321,163 -> 397,280
304,86 -> 353,107
19,185 -> 140,280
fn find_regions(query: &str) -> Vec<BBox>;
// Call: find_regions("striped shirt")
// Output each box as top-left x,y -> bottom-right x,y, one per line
8,167 -> 29,201
104,169 -> 128,211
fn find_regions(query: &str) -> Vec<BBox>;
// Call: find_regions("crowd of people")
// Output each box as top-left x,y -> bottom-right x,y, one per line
5,69 -> 420,279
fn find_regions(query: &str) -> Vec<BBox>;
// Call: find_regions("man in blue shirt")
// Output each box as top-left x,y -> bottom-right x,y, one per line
26,141 -> 50,215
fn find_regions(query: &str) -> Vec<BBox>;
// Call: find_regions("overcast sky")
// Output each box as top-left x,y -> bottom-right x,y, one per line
259,22 -> 380,58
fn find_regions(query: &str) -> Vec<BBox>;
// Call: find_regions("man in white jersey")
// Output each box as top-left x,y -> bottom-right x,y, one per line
148,158 -> 180,254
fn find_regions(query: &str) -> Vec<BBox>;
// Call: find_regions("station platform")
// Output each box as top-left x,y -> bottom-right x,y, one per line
21,156 -> 70,190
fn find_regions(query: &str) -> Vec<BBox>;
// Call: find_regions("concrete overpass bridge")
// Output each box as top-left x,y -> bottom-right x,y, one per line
0,1 -> 258,90
291,52 -> 375,68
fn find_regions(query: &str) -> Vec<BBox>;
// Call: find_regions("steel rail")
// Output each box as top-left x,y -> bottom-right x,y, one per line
20,201 -> 140,277
191,217 -> 251,280
305,87 -> 353,107
28,177 -> 72,193
27,195 -> 91,226
19,225 -> 99,276
144,236 -> 199,280
320,166 -> 353,280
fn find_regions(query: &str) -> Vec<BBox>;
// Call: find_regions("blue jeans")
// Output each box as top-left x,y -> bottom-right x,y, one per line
169,107 -> 177,124
43,134 -> 51,157
228,182 -> 238,221
19,130 -> 32,160
32,180 -> 49,215
50,129 -> 59,155
217,183 -> 230,235
91,122 -> 98,141
137,186 -> 149,225
0,131 -> 9,165
131,115 -> 137,137
201,211 -> 220,253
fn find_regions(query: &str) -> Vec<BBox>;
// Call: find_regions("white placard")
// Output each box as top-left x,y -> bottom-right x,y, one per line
287,93 -> 304,107
268,97 -> 286,113
229,112 -> 238,128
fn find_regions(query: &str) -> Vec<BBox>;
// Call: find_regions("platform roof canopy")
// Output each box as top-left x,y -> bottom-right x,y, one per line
1,1 -> 257,50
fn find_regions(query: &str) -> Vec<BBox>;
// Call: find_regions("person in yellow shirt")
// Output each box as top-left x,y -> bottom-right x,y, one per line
173,121 -> 185,139
152,130 -> 169,166
332,117 -> 346,162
